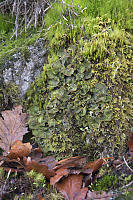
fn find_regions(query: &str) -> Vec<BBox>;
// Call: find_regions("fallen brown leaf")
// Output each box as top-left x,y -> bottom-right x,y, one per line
84,158 -> 106,173
7,140 -> 32,159
0,105 -> 28,155
53,156 -> 86,170
127,133 -> 133,156
38,156 -> 57,169
1,158 -> 25,173
50,167 -> 70,185
28,147 -> 43,161
24,157 -> 56,179
83,158 -> 107,186
55,174 -> 88,200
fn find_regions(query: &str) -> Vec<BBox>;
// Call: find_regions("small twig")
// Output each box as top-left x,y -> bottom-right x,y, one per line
123,156 -> 133,173
121,180 -> 133,189
3,169 -> 11,191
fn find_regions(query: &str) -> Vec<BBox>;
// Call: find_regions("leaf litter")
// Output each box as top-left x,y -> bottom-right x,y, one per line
0,106 -> 132,199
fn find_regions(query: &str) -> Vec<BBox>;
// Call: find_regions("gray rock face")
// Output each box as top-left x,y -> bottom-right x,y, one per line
2,38 -> 48,97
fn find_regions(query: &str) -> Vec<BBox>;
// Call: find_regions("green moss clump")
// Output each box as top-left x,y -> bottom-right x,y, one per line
26,170 -> 46,188
0,14 -> 14,35
26,0 -> 132,159
0,82 -> 21,111
27,30 -> 132,158
92,174 -> 118,191
14,194 -> 33,200
46,193 -> 64,200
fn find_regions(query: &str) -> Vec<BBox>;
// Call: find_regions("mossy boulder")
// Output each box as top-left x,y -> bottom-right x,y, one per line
26,1 -> 132,159
27,31 -> 132,159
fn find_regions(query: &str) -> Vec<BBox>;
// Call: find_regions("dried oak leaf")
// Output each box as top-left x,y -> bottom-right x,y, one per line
127,133 -> 133,156
53,156 -> 86,170
1,157 -> 25,173
50,167 -> 70,185
50,156 -> 91,186
24,157 -> 56,179
55,174 -> 88,200
84,158 -> 106,173
0,105 -> 28,155
83,158 -> 107,187
86,191 -> 113,200
28,147 -> 43,161
50,166 -> 92,186
7,140 -> 32,159
38,156 -> 57,169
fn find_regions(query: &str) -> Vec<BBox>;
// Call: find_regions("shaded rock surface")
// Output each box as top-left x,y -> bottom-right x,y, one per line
1,38 -> 48,97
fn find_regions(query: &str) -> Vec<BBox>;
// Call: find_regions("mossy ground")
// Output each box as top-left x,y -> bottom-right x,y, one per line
0,0 -> 133,199
27,0 -> 132,159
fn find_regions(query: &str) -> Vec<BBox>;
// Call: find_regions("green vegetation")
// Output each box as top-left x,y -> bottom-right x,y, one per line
92,174 -> 118,191
27,0 -> 132,158
0,14 -> 14,35
45,0 -> 132,50
0,0 -> 132,198
14,194 -> 33,200
46,193 -> 64,200
0,167 -> 4,180
0,82 -> 21,111
26,170 -> 46,188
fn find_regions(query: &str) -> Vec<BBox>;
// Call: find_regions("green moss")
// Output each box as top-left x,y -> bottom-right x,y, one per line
14,194 -> 33,200
27,32 -> 132,158
0,26 -> 46,68
26,170 -> 46,188
0,167 -> 4,180
0,14 -> 14,35
0,82 -> 21,111
46,193 -> 64,200
92,174 -> 118,191
44,0 -> 132,53
26,0 -> 132,159
45,0 -> 132,31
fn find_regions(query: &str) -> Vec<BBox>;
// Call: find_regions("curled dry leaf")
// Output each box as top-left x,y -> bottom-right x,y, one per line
127,133 -> 133,156
24,157 -> 56,179
50,156 -> 92,186
50,167 -> 92,186
38,156 -> 57,169
28,147 -> 43,161
7,140 -> 32,159
55,174 -> 88,200
53,156 -> 86,170
0,105 -> 28,155
83,158 -> 107,186
84,158 -> 106,173
1,157 -> 25,173
50,167 -> 70,185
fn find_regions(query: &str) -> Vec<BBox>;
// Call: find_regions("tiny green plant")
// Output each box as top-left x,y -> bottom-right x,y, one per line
14,194 -> 33,200
26,170 -> 46,188
0,167 -> 4,180
91,174 -> 118,191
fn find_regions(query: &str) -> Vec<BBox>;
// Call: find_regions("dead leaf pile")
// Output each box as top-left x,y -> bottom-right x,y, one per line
50,157 -> 112,200
0,106 -> 116,199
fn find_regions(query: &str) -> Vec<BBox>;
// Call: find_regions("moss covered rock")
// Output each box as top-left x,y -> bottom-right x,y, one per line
26,1 -> 132,159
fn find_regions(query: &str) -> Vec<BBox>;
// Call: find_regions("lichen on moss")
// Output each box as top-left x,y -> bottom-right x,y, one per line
26,0 -> 132,159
